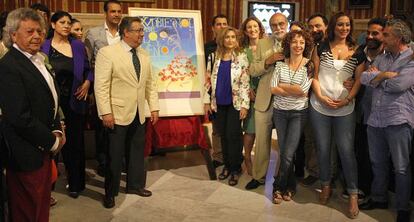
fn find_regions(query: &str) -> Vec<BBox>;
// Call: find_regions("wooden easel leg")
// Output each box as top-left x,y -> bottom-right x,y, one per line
200,149 -> 217,180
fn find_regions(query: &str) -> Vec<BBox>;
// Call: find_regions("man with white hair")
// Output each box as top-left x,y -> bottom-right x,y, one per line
359,19 -> 414,222
245,13 -> 288,190
0,8 -> 65,221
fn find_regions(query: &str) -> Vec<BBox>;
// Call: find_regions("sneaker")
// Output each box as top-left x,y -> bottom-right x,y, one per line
245,179 -> 265,190
301,175 -> 318,187
341,190 -> 366,202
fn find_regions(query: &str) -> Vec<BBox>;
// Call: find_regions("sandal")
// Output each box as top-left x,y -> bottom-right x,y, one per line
218,167 -> 230,180
228,172 -> 239,186
272,190 -> 283,204
348,194 -> 359,219
283,190 -> 295,201
319,185 -> 331,205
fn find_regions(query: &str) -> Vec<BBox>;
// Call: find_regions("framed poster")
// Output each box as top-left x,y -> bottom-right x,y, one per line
129,8 -> 205,117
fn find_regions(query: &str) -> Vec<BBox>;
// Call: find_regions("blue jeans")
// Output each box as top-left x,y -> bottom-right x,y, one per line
273,109 -> 308,192
309,105 -> 358,194
367,124 -> 413,211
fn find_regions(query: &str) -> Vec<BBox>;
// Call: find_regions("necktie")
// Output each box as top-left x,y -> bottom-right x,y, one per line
130,48 -> 141,81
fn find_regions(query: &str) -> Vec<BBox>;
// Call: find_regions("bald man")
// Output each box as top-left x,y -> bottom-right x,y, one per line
245,13 -> 288,190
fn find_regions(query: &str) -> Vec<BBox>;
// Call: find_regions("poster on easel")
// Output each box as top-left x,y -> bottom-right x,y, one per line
129,8 -> 205,117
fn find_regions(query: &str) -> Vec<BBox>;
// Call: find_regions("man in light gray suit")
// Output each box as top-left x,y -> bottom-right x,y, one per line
245,13 -> 288,190
84,0 -> 122,177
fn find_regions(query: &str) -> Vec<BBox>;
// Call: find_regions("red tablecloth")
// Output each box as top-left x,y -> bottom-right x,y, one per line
144,116 -> 209,156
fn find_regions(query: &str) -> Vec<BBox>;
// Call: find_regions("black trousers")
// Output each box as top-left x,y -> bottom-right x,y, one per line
355,122 -> 372,195
105,114 -> 146,197
216,105 -> 243,172
95,114 -> 109,169
0,167 -> 4,222
293,133 -> 305,178
0,117 -> 6,222
61,98 -> 86,192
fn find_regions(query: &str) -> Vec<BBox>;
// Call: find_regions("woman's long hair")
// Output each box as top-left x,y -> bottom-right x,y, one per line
215,26 -> 241,58
239,17 -> 265,48
326,12 -> 356,49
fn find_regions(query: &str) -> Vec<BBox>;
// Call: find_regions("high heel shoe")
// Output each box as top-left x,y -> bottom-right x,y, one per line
272,190 -> 283,204
319,185 -> 331,205
348,194 -> 360,219
283,190 -> 295,201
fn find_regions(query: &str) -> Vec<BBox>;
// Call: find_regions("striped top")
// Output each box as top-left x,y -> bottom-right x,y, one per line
271,60 -> 312,110
310,41 -> 365,116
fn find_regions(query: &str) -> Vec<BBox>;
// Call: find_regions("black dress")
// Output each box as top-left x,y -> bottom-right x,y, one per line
49,46 -> 86,193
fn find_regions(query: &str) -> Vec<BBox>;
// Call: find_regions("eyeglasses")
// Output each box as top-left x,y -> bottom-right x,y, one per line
129,28 -> 144,33
270,22 -> 286,29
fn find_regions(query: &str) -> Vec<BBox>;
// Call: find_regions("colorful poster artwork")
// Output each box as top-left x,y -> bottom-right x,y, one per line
129,8 -> 205,116
141,16 -> 201,99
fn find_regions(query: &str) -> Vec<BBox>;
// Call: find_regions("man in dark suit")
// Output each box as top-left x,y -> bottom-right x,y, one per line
0,8 -> 65,222
0,117 -> 4,222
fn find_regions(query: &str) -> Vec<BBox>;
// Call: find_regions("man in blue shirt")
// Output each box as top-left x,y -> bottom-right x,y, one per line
360,19 -> 414,222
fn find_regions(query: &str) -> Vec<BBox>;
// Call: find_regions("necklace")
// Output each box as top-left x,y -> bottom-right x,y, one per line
289,56 -> 304,84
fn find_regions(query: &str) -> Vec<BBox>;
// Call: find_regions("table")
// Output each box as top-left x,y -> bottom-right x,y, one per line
144,116 -> 216,179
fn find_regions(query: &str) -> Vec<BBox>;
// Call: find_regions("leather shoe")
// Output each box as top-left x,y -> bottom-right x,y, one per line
245,179 -> 264,190
68,192 -> 80,199
97,165 -> 105,177
397,210 -> 410,222
127,188 -> 152,197
359,198 -> 388,210
103,195 -> 115,209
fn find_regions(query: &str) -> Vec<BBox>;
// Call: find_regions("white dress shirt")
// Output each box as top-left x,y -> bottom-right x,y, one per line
105,22 -> 120,46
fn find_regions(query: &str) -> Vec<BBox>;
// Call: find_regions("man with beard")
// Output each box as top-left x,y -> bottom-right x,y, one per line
308,13 -> 328,46
354,17 -> 386,201
245,13 -> 287,190
300,13 -> 329,187
359,19 -> 414,222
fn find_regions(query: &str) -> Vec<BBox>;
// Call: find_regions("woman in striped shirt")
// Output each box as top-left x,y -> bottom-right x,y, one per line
310,12 -> 365,219
270,30 -> 313,204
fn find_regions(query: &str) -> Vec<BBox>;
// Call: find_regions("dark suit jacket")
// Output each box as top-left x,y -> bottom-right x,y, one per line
41,38 -> 92,115
0,47 -> 61,172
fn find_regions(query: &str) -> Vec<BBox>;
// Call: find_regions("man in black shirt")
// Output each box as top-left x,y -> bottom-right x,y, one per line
204,14 -> 228,168
204,14 -> 228,66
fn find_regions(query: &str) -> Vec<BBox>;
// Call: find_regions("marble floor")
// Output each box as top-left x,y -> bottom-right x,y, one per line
49,149 -> 408,222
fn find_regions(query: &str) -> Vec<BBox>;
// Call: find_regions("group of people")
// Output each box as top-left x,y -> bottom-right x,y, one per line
0,0 -> 412,221
0,0 -> 159,221
204,10 -> 413,222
